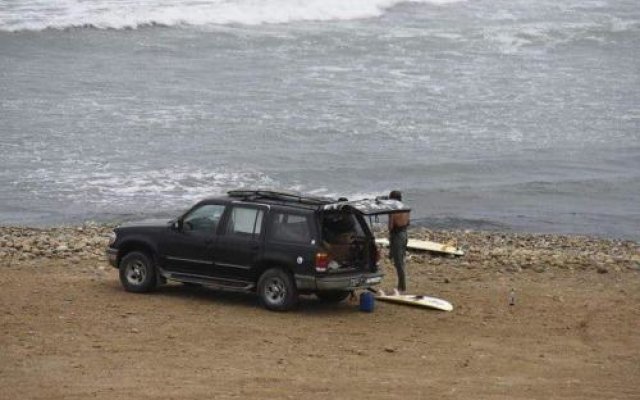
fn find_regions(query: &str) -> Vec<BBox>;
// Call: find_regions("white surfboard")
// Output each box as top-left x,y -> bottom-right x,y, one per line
375,290 -> 453,312
375,238 -> 464,256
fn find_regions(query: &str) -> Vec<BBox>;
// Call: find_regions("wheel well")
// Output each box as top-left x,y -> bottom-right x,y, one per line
254,260 -> 293,281
117,241 -> 156,267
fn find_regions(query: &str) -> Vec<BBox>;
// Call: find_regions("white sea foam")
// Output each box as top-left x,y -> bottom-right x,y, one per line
19,167 -> 278,207
16,166 -> 382,213
0,0 -> 465,32
483,17 -> 640,54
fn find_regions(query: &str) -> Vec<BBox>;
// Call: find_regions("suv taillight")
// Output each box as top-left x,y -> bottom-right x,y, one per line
315,252 -> 330,272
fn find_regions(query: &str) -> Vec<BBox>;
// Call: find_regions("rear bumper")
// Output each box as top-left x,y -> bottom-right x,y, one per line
106,247 -> 118,268
295,272 -> 384,292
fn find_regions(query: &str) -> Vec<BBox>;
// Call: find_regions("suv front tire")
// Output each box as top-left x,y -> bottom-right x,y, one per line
119,251 -> 158,293
257,268 -> 298,311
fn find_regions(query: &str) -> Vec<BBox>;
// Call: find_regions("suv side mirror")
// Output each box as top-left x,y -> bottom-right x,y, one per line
171,220 -> 182,231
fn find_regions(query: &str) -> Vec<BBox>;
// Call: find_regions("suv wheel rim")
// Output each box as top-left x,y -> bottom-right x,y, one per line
125,259 -> 147,286
264,277 -> 286,305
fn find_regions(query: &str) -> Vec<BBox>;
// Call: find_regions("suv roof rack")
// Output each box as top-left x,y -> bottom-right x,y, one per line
227,189 -> 336,206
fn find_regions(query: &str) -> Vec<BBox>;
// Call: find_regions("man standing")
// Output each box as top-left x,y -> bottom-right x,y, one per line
388,190 -> 410,294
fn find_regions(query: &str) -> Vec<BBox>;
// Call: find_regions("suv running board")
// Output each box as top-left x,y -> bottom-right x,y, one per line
162,270 -> 255,292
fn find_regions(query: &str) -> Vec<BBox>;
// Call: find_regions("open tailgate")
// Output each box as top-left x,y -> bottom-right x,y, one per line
321,198 -> 410,216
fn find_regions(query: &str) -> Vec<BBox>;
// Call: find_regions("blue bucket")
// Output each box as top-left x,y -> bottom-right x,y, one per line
359,292 -> 375,312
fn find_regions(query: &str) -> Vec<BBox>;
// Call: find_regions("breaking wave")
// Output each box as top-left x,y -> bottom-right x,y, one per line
0,0 -> 465,32
17,167 -> 277,209
14,165 -> 382,215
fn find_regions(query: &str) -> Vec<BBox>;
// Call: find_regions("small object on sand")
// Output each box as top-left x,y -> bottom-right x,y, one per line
359,291 -> 375,312
509,288 -> 516,306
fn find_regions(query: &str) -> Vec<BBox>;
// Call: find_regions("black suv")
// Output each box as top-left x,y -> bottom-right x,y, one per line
106,190 -> 409,311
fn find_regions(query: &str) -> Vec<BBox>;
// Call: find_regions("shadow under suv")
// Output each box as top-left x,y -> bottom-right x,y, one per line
106,190 -> 410,311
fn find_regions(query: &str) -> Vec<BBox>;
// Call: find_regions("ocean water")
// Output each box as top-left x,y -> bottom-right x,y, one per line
1,0 -> 639,238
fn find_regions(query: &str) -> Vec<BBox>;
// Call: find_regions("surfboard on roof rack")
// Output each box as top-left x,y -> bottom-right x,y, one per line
321,197 -> 411,216
227,189 -> 335,205
227,190 -> 411,216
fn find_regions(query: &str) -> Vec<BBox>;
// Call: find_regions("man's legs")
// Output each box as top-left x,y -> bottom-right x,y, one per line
390,230 -> 408,292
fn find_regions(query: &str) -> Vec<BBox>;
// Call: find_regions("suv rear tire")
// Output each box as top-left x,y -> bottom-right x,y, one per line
257,268 -> 298,311
119,251 -> 158,293
316,291 -> 351,303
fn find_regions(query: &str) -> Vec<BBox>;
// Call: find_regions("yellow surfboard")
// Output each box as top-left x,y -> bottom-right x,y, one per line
375,290 -> 453,312
375,238 -> 464,256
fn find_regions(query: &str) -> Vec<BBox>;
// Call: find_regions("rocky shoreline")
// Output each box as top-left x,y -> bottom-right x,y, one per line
1,224 -> 638,274
0,224 -> 112,264
408,227 -> 640,274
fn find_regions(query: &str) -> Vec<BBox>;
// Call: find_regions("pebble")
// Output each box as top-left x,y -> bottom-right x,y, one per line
534,266 -> 547,273
506,265 -> 522,273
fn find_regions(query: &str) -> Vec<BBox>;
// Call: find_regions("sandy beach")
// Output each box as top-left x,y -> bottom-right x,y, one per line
1,225 -> 639,399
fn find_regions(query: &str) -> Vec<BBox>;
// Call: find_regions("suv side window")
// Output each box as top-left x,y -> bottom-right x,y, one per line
183,204 -> 225,233
226,206 -> 264,238
269,212 -> 312,244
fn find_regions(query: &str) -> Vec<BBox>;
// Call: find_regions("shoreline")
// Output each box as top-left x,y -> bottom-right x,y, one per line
4,213 -> 638,242
1,224 -> 638,274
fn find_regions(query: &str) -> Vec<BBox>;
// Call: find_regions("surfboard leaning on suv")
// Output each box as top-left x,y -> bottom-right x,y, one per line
106,190 -> 410,311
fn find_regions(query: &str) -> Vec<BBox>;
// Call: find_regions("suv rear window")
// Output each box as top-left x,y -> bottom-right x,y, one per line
226,206 -> 264,238
269,212 -> 312,244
